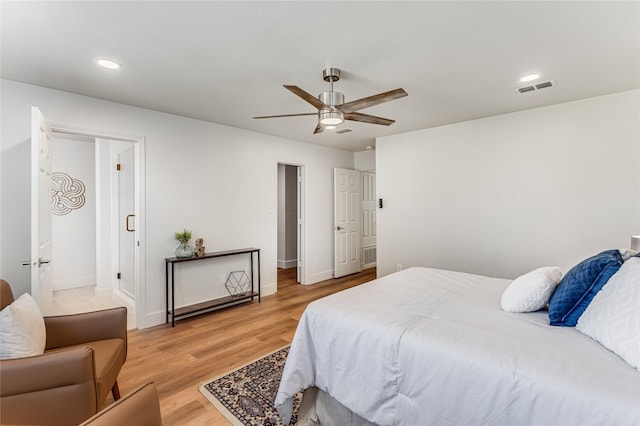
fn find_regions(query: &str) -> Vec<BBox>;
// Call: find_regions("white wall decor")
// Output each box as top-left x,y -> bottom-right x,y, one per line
51,172 -> 86,215
50,138 -> 96,291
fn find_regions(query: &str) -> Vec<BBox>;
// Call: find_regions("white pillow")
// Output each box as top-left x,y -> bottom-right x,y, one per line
501,266 -> 563,313
0,293 -> 46,359
577,257 -> 639,370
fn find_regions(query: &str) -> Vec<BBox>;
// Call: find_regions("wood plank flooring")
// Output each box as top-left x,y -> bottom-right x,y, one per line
114,267 -> 376,425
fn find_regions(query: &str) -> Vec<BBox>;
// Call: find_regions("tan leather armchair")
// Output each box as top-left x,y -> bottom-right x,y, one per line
0,279 -> 128,425
79,382 -> 162,426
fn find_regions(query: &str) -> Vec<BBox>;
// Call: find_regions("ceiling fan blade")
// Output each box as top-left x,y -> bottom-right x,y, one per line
252,112 -> 318,119
284,85 -> 328,110
337,88 -> 408,113
344,112 -> 395,126
313,123 -> 324,134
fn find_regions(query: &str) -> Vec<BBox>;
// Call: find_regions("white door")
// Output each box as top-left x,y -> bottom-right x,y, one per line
118,147 -> 135,298
334,168 -> 362,278
30,107 -> 53,311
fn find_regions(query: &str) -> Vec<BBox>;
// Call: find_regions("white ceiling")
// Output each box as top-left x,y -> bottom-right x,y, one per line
2,1 -> 639,152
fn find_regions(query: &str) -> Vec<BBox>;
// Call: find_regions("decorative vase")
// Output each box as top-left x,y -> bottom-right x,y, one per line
175,242 -> 194,258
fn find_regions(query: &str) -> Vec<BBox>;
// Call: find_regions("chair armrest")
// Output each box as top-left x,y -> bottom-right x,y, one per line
0,347 -> 98,425
79,382 -> 162,426
44,307 -> 127,352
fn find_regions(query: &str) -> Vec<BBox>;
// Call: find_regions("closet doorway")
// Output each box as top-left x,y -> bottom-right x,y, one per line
277,163 -> 304,285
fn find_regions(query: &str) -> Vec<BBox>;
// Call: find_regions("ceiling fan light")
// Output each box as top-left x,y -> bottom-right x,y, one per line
319,111 -> 344,125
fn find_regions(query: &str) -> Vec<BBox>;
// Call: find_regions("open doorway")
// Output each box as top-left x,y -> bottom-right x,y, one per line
332,168 -> 377,278
30,108 -> 143,329
277,163 -> 304,286
46,133 -> 142,330
48,135 -> 136,328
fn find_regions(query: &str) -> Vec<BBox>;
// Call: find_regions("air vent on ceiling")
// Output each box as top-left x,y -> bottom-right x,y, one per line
336,128 -> 352,134
516,79 -> 556,94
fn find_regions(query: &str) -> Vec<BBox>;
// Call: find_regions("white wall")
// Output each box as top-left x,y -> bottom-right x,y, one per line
1,79 -> 353,328
51,138 -> 96,290
355,149 -> 375,171
377,90 -> 640,279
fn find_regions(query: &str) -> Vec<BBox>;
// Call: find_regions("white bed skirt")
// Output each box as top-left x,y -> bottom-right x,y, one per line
298,387 -> 376,426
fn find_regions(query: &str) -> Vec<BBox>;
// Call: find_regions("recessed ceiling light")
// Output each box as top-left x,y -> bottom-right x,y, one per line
520,73 -> 540,82
96,59 -> 122,70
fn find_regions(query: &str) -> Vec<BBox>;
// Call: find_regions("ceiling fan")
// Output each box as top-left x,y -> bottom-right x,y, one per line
253,68 -> 408,134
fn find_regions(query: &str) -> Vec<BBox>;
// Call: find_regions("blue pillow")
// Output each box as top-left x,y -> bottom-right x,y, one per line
548,250 -> 623,326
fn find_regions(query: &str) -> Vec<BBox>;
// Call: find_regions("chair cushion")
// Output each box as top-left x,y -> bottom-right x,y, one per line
51,338 -> 125,406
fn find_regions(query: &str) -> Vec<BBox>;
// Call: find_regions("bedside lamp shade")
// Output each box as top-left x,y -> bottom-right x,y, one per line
631,235 -> 640,252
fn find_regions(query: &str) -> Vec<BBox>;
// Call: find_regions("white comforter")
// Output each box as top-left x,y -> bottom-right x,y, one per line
275,267 -> 640,426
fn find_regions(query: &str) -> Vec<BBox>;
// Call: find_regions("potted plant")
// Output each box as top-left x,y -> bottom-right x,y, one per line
174,228 -> 194,258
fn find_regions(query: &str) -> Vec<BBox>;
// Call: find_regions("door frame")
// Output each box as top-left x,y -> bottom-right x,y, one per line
275,161 -> 306,286
49,121 -> 145,330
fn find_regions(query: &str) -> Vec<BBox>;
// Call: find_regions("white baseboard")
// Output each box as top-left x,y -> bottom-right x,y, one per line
52,276 -> 96,291
113,289 -> 135,308
94,285 -> 113,295
262,282 -> 276,296
140,311 -> 165,330
141,281 -> 277,330
277,259 -> 298,269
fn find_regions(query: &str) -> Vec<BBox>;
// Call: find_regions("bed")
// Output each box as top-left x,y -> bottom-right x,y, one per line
275,266 -> 640,426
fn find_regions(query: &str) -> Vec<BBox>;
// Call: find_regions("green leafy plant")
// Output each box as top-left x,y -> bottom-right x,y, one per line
174,228 -> 192,243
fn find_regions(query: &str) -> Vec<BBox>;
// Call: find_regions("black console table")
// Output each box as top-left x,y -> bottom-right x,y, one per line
165,248 -> 260,327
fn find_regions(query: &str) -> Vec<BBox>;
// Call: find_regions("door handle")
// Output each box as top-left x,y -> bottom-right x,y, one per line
336,226 -> 343,231
22,259 -> 50,267
126,214 -> 135,232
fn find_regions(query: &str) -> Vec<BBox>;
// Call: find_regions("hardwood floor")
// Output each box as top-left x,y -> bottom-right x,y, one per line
114,267 -> 376,425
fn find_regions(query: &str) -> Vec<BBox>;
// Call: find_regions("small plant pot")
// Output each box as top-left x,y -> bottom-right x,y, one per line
175,242 -> 194,258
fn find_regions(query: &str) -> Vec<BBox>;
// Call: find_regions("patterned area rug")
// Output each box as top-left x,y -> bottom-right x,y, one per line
199,346 -> 301,425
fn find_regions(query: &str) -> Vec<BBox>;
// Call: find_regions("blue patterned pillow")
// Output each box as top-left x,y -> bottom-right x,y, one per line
548,250 -> 623,326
